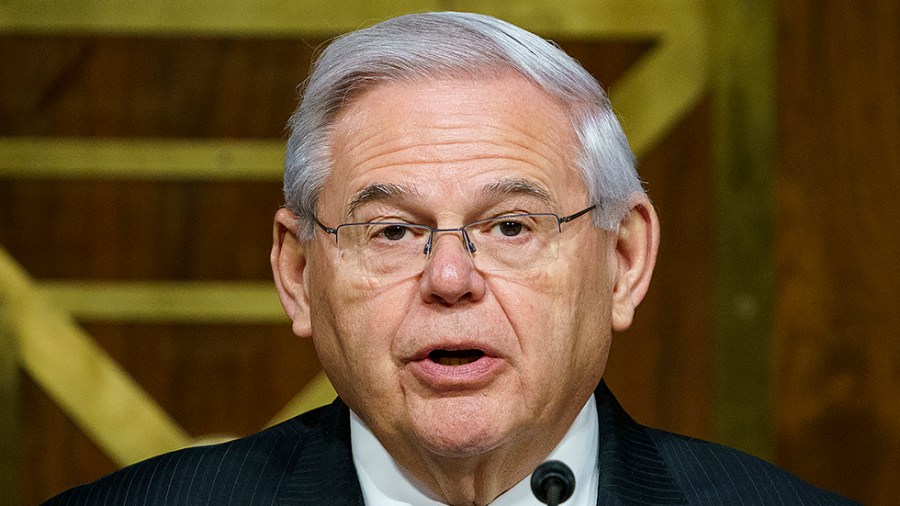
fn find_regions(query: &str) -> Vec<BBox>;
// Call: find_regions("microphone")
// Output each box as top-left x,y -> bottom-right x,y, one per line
530,460 -> 576,506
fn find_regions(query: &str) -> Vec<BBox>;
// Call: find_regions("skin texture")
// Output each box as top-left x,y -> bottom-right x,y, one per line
271,74 -> 659,505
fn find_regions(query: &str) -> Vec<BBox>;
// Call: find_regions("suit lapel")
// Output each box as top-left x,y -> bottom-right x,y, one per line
278,399 -> 365,505
595,382 -> 687,505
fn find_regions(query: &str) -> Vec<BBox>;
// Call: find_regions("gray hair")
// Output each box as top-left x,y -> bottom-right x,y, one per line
284,11 -> 643,238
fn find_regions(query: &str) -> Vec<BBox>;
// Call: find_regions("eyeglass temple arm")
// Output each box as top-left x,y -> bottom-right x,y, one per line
557,204 -> 597,224
314,217 -> 338,236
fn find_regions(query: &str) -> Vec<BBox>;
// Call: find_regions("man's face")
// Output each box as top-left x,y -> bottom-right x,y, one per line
284,75 -> 625,464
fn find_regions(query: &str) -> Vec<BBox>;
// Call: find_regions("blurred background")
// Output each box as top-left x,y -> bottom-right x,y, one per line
1,1 -> 897,504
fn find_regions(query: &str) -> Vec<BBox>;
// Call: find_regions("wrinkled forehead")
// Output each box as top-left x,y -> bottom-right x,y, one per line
330,63 -> 512,113
320,76 -> 587,219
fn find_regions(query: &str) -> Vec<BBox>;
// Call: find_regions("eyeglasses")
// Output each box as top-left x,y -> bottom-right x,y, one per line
314,205 -> 596,277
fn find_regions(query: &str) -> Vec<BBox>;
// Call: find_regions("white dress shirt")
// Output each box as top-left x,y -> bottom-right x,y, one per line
350,395 -> 600,505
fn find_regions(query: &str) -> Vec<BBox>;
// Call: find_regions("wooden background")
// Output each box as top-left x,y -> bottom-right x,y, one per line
0,1 -> 896,504
773,0 -> 900,501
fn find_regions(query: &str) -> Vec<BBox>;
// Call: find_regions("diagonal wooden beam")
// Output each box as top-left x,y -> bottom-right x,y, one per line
610,14 -> 707,156
0,248 -> 191,467
452,0 -> 709,156
0,277 -> 20,506
266,371 -> 337,428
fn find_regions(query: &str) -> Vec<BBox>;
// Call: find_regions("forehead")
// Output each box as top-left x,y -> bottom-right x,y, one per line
320,75 -> 587,217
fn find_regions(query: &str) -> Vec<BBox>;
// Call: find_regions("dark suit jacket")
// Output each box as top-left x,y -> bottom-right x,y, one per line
44,382 -> 855,505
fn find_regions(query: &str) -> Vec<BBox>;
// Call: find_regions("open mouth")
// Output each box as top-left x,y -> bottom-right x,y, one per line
428,349 -> 485,366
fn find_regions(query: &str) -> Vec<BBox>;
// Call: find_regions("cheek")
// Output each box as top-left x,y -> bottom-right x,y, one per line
308,293 -> 384,405
504,249 -> 613,355
308,265 -> 416,381
487,269 -> 580,352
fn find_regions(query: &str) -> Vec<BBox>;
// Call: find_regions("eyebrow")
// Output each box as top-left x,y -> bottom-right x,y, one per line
346,183 -> 420,218
478,178 -> 556,207
345,177 -> 555,218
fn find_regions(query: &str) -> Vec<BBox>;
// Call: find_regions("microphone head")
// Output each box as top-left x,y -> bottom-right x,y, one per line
530,460 -> 576,505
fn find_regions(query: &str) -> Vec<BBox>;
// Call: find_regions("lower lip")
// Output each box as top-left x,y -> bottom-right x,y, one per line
408,356 -> 504,389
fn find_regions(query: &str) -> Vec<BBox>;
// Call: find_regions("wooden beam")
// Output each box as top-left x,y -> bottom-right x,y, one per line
710,0 -> 776,459
611,20 -> 706,156
0,248 -> 192,467
0,138 -> 283,181
38,281 -> 286,323
0,281 -> 20,506
451,0 -> 709,155
0,0 -> 669,37
266,371 -> 336,428
0,0 -> 439,36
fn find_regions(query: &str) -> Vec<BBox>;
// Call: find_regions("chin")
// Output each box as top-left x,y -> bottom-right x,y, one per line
409,396 -> 515,458
415,427 -> 506,459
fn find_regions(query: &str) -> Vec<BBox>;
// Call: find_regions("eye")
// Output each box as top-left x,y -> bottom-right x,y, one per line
496,220 -> 524,237
482,215 -> 537,239
375,224 -> 412,241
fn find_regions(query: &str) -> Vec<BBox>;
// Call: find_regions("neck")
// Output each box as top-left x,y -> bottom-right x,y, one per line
351,396 -> 596,506
408,439 -> 561,505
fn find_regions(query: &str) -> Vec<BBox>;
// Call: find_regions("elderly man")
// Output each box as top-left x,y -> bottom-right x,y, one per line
46,12 -> 852,506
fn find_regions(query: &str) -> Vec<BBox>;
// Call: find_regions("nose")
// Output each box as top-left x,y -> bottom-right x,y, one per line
419,231 -> 486,305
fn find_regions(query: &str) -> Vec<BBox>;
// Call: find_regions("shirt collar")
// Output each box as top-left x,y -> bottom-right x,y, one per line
350,395 -> 600,505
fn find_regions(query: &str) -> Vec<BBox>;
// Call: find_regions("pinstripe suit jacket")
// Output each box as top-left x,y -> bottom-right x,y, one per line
44,382 -> 855,505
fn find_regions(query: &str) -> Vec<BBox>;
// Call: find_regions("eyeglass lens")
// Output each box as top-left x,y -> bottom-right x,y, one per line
334,214 -> 562,277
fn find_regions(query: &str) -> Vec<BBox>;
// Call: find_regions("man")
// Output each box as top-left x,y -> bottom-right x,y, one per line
46,12 -> 853,506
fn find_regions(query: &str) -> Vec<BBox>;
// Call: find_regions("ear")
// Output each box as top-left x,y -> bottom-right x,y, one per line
271,207 -> 313,338
610,195 -> 660,332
